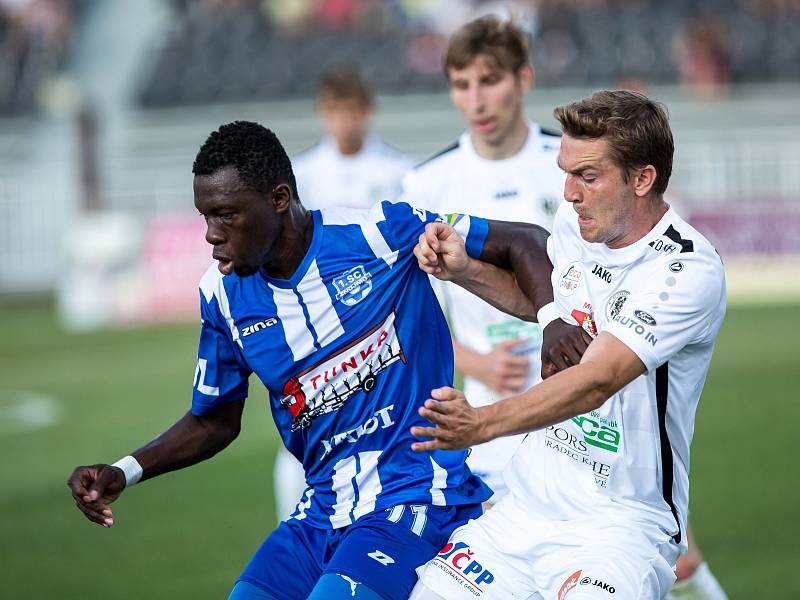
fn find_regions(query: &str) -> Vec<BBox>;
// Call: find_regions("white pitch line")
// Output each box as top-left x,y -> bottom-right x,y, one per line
0,392 -> 63,437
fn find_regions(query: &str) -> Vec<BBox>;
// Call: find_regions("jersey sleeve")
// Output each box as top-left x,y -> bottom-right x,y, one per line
192,283 -> 252,416
605,254 -> 726,372
377,200 -> 489,259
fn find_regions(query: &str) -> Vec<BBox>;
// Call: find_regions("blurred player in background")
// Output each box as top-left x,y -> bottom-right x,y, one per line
410,90 -> 725,600
275,64 -> 414,521
402,15 -> 565,503
292,64 -> 412,210
67,121 -> 580,600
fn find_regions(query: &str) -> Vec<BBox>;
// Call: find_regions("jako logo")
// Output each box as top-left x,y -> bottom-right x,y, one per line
580,576 -> 616,594
241,318 -> 278,337
436,541 -> 495,590
592,264 -> 612,283
559,570 -> 582,600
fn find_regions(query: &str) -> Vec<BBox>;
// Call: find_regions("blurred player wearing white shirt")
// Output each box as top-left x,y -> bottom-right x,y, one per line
292,65 -> 412,211
274,65 -> 413,522
402,16 -> 564,501
410,91 -> 727,600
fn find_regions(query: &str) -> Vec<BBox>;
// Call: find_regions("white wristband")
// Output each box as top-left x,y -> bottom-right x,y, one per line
536,301 -> 561,330
111,455 -> 143,487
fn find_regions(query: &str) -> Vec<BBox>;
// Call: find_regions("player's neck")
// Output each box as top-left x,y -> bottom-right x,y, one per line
471,117 -> 529,161
336,137 -> 364,156
262,205 -> 314,280
607,199 -> 669,249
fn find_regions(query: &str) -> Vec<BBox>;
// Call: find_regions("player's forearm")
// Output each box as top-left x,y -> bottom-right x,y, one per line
129,403 -> 244,482
460,220 -> 554,318
452,258 -> 538,321
478,361 -> 611,440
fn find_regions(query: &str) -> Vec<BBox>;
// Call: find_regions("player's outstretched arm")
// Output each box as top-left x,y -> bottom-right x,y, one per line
67,400 -> 245,527
412,332 -> 646,451
415,220 -> 551,321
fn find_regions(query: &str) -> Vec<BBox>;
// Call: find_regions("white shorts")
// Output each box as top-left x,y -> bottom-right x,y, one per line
416,492 -> 678,600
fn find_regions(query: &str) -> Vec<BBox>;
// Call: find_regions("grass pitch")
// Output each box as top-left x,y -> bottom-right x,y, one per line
0,303 -> 797,599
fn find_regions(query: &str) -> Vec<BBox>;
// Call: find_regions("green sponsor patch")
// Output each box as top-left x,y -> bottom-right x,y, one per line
486,321 -> 542,347
572,411 -> 620,453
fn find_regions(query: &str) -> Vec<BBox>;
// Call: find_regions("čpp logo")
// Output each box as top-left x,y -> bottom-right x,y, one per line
436,541 -> 495,587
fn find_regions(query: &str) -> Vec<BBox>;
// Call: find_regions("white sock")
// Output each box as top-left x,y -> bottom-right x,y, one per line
667,562 -> 728,600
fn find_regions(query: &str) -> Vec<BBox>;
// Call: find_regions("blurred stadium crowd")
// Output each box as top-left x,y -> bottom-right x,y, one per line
0,0 -> 75,113
2,0 -> 800,113
136,0 -> 800,104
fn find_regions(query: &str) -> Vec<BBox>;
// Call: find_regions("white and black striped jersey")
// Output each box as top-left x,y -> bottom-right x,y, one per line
506,201 -> 726,552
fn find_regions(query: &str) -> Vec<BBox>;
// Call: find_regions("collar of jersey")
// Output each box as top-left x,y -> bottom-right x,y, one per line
259,209 -> 323,289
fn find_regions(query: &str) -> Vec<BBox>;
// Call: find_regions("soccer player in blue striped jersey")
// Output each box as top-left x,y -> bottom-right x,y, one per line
67,121 -> 561,600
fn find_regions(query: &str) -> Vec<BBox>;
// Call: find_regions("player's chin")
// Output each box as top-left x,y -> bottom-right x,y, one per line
577,225 -> 601,243
232,262 -> 259,277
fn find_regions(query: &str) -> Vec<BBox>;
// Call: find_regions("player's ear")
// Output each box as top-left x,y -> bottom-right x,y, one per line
271,183 -> 292,213
517,64 -> 534,93
633,164 -> 657,198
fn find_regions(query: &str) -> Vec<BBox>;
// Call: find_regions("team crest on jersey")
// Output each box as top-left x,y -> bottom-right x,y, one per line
280,311 -> 406,431
333,265 -> 373,306
605,290 -> 630,321
558,262 -> 583,296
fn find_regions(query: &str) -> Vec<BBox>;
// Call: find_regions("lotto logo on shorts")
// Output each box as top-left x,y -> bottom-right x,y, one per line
558,569 -> 582,600
433,541 -> 495,596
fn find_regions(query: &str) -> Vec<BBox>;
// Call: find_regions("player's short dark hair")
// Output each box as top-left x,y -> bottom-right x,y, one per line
317,64 -> 373,107
444,15 -> 530,77
554,90 -> 674,196
192,120 -> 298,197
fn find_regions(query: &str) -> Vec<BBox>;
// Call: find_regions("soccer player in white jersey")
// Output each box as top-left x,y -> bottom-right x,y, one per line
409,90 -> 727,600
66,121 -> 583,600
276,65 -> 413,521
402,15 -> 568,502
292,64 -> 413,211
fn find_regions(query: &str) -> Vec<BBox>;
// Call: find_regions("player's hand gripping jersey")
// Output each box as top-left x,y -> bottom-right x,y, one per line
506,202 -> 726,550
193,201 -> 491,529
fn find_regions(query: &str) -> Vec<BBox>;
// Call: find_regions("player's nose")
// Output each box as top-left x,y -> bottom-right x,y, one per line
205,220 -> 225,245
564,174 -> 581,203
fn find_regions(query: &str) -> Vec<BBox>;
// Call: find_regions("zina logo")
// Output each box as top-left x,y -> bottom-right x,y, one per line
241,317 -> 278,337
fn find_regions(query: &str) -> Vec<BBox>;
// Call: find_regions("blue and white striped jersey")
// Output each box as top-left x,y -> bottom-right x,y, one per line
192,201 -> 492,529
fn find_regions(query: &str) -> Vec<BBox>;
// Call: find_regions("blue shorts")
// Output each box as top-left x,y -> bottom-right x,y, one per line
237,502 -> 482,600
